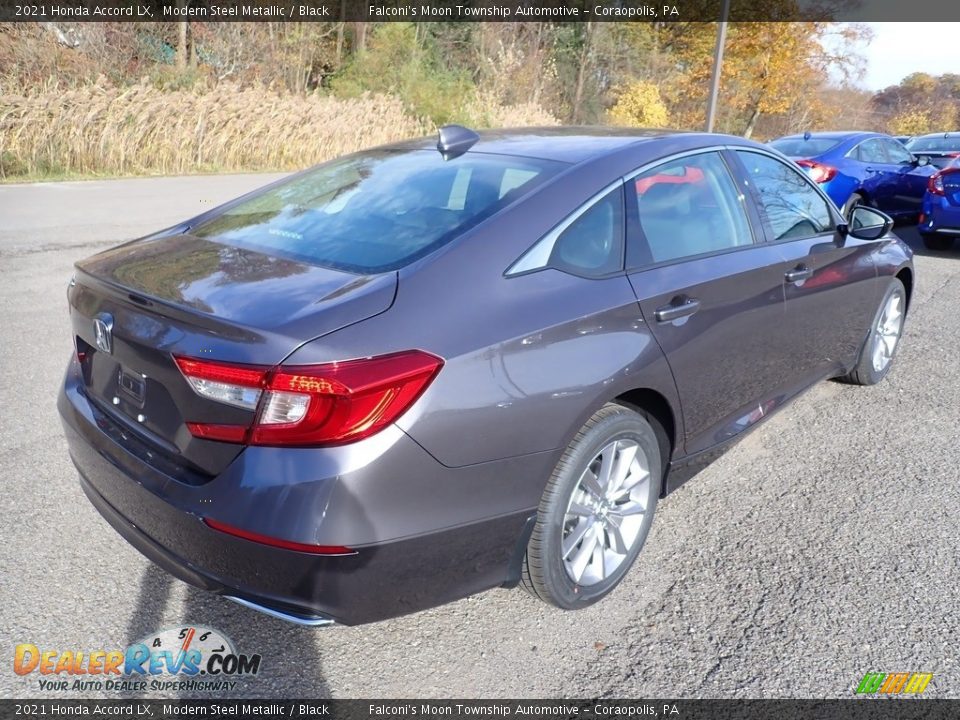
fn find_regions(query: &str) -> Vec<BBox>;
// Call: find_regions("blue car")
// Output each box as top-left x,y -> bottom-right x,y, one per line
906,132 -> 960,170
769,131 -> 936,220
919,160 -> 960,250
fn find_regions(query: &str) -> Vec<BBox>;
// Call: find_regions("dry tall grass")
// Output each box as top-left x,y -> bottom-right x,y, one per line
0,82 -> 430,180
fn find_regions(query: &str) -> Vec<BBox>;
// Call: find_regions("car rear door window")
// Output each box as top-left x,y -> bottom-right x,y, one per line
735,150 -> 834,242
627,152 -> 754,265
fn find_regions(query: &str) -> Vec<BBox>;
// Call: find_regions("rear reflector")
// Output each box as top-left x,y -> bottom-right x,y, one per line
185,422 -> 248,443
203,517 -> 356,555
175,350 -> 443,447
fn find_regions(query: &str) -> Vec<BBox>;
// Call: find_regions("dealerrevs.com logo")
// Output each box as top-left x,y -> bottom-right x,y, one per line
855,672 -> 933,695
14,626 -> 261,693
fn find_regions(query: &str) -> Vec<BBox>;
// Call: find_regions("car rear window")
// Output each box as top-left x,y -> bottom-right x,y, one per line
769,137 -> 842,157
907,136 -> 960,153
191,150 -> 565,273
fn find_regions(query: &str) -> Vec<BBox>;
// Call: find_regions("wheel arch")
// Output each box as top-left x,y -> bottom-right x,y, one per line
895,265 -> 913,311
502,385 -> 680,588
614,387 -> 677,496
852,187 -> 872,204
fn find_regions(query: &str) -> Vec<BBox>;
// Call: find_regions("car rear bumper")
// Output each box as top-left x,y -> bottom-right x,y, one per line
59,361 -> 542,625
921,198 -> 960,233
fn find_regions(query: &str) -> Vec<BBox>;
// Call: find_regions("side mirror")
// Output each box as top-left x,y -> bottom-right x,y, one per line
841,206 -> 893,241
915,154 -> 930,167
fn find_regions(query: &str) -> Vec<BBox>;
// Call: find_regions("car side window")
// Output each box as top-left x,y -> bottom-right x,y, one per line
735,150 -> 834,242
507,185 -> 624,278
627,152 -> 753,265
857,139 -> 888,164
884,139 -> 914,165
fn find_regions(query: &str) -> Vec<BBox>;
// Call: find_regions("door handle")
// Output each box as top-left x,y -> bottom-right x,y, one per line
654,298 -> 701,323
785,265 -> 814,284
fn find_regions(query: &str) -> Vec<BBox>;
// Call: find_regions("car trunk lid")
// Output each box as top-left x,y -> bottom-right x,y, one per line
70,233 -> 397,477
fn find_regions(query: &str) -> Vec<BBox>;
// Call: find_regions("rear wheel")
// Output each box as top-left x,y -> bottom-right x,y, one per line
522,404 -> 661,609
922,234 -> 954,251
840,278 -> 906,386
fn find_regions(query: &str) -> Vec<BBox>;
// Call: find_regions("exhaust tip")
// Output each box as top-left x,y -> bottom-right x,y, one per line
225,596 -> 336,627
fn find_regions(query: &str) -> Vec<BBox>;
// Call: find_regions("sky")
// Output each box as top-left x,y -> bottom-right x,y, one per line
857,23 -> 958,90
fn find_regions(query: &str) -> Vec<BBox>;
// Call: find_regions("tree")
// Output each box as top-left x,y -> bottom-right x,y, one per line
889,110 -> 932,136
872,73 -> 960,134
609,81 -> 669,127
655,20 -> 869,137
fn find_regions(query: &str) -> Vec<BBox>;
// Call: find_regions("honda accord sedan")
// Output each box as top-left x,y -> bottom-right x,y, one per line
59,127 -> 914,626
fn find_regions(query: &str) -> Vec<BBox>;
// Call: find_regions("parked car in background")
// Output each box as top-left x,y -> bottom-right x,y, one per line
769,131 -> 936,220
919,157 -> 960,250
59,127 -> 914,626
906,132 -> 960,170
894,136 -> 913,145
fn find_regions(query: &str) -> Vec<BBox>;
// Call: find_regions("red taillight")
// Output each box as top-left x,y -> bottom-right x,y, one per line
174,356 -> 266,386
929,172 -> 945,196
796,159 -> 838,183
174,356 -> 266,411
203,517 -> 356,555
175,350 -> 443,447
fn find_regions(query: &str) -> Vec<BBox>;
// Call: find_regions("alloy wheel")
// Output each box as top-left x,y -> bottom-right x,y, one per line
561,439 -> 651,586
871,289 -> 904,373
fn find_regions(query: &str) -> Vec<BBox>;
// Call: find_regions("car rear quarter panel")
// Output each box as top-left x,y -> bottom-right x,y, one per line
281,139 -> 722,469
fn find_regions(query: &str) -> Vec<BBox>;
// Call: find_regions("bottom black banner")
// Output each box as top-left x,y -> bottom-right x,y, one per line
0,700 -> 958,720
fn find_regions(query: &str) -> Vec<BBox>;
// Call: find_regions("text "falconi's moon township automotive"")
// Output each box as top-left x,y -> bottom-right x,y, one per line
364,4 -> 679,18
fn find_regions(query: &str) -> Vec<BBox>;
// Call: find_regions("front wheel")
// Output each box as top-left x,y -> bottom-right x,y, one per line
840,278 -> 906,386
521,404 -> 661,610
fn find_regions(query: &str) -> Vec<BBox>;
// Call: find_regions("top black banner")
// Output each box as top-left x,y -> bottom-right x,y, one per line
1,0 -> 958,23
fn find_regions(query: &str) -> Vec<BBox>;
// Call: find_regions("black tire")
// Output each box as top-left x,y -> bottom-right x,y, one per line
522,403 -> 661,610
922,234 -> 954,251
839,278 -> 907,386
841,192 -> 865,222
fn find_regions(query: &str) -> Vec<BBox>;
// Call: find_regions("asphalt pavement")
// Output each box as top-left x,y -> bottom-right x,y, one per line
1,174 -> 959,699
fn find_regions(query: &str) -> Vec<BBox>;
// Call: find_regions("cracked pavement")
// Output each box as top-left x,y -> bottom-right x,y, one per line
1,174 -> 958,699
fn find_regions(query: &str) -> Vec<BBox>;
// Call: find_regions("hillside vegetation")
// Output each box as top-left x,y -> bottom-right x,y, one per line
1,20 -> 956,181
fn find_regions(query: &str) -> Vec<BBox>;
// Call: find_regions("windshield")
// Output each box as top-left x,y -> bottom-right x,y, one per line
907,136 -> 960,153
192,150 -> 565,273
769,137 -> 843,157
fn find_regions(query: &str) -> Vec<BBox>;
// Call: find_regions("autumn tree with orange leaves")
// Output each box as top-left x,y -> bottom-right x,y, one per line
654,21 -> 870,138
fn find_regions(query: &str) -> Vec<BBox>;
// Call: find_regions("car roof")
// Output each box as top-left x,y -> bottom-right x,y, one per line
910,131 -> 960,139
383,126 -> 702,164
775,131 -> 884,142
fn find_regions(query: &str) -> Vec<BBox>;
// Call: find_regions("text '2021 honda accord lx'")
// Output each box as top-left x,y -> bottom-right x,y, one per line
59,126 -> 913,626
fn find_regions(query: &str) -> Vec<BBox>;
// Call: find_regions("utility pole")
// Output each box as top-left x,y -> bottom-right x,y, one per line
705,0 -> 731,133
